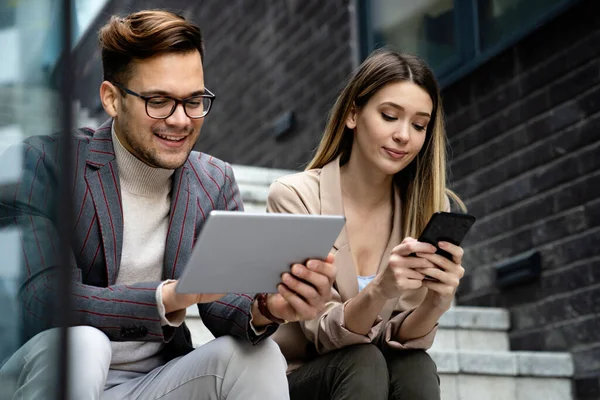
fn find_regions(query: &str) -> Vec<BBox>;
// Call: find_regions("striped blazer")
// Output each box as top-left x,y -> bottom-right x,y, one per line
0,119 -> 276,359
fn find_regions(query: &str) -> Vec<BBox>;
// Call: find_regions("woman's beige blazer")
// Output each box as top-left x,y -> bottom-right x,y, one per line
268,156 -> 438,369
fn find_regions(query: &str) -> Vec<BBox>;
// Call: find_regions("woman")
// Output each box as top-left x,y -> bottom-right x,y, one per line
267,49 -> 466,400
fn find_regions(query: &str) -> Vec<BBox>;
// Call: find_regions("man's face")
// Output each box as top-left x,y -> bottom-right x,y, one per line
110,51 -> 206,169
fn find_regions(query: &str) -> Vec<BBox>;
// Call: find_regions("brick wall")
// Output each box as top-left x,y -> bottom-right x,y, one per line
74,0 -> 356,170
443,1 -> 600,397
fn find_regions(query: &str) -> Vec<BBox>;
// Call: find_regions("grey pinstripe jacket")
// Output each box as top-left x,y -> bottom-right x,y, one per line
0,119 -> 276,361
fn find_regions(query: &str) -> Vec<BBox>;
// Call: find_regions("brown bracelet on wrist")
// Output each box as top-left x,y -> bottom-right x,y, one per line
255,293 -> 288,325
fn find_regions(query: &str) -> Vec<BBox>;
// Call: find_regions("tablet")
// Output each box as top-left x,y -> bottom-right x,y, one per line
175,211 -> 346,294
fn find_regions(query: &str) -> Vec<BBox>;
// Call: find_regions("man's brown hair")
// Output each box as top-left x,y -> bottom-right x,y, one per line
99,10 -> 205,84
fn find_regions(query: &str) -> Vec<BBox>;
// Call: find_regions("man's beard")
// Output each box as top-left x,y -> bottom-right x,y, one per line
122,123 -> 196,170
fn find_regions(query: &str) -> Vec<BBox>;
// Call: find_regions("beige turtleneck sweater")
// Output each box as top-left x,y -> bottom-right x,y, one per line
109,126 -> 186,372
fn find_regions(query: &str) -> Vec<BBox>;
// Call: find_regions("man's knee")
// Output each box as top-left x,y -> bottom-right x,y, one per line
187,336 -> 286,372
68,326 -> 112,366
183,336 -> 289,399
387,350 -> 440,400
217,336 -> 286,369
2,326 -> 111,400
67,326 -> 112,398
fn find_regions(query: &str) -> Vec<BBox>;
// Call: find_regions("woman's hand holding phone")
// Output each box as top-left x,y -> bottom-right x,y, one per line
370,237 -> 438,299
415,241 -> 465,311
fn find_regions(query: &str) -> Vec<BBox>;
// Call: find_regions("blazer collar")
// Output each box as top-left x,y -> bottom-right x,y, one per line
84,118 -> 196,283
86,119 -> 116,168
319,156 -> 348,251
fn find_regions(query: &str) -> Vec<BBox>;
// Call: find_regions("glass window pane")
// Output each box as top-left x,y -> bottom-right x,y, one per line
478,0 -> 573,50
369,0 -> 458,71
0,1 -> 69,398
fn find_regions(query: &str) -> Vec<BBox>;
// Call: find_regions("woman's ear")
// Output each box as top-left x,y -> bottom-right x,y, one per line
345,104 -> 357,130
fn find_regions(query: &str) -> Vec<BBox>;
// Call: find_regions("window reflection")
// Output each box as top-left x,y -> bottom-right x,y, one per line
478,0 -> 572,50
0,0 -> 70,398
369,0 -> 458,72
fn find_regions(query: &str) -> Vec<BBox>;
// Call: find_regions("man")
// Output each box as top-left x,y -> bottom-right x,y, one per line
0,10 -> 336,399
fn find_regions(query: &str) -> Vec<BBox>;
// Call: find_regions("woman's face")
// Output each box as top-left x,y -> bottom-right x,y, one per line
346,81 -> 433,177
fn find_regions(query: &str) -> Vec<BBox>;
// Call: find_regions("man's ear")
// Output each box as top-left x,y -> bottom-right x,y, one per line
345,103 -> 358,130
100,81 -> 120,118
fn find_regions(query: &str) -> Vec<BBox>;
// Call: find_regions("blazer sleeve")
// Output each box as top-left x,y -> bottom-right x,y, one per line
0,142 -> 169,343
379,304 -> 438,351
197,162 -> 278,344
378,193 -> 452,350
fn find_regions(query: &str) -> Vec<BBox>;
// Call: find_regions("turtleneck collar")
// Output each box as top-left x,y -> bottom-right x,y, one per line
112,123 -> 174,197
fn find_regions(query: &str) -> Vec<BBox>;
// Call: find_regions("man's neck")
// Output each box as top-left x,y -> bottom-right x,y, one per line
111,124 -> 174,197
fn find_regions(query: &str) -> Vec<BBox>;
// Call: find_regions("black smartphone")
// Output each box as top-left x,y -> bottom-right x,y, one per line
417,212 -> 476,280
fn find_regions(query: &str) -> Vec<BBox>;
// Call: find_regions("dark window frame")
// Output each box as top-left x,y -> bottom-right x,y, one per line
358,0 -> 583,87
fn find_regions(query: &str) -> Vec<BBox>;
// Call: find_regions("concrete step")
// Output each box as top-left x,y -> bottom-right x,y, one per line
432,306 -> 511,351
439,374 -> 572,400
432,328 -> 509,352
231,164 -> 296,186
438,306 -> 510,331
431,349 -> 573,377
242,202 -> 267,213
232,164 -> 295,206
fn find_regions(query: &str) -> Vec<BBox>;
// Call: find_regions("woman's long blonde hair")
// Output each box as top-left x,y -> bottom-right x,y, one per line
307,49 -> 465,238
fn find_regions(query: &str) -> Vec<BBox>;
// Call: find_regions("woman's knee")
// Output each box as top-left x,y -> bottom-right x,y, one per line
387,350 -> 440,400
335,344 -> 387,372
331,344 -> 389,385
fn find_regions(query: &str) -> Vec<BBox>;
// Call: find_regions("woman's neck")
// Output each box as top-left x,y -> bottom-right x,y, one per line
340,151 -> 394,210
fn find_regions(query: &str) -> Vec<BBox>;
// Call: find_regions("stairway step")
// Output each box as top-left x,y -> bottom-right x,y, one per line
238,183 -> 270,204
186,317 -> 215,347
231,164 -> 295,186
430,349 -> 573,377
242,202 -> 266,213
438,306 -> 510,331
432,328 -> 509,351
439,374 -> 572,400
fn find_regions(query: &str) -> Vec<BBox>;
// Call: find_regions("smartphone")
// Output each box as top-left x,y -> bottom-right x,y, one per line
417,212 -> 476,280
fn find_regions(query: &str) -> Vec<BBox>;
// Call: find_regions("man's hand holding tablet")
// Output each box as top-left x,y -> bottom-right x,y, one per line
162,254 -> 336,327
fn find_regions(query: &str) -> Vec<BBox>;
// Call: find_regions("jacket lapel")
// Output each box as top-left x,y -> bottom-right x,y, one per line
164,161 -> 197,280
85,119 -> 123,285
319,157 -> 358,299
319,156 -> 402,323
378,187 -> 403,323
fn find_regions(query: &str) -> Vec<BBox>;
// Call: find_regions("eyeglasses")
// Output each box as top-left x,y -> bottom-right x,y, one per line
113,82 -> 215,119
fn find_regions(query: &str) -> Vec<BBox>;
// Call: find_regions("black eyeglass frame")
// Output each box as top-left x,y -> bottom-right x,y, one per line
113,82 -> 216,119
